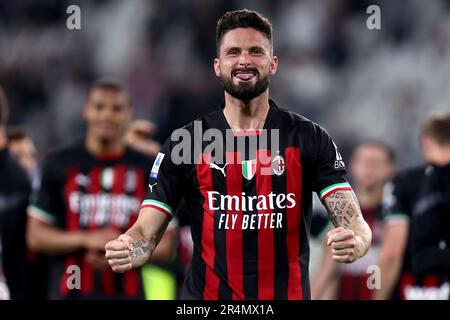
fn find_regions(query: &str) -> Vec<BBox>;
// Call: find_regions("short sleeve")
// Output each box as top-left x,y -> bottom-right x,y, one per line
310,125 -> 352,200
381,177 -> 410,223
28,156 -> 62,225
310,194 -> 332,240
141,138 -> 188,219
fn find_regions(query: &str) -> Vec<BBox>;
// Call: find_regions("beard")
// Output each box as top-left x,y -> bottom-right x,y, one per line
220,69 -> 269,101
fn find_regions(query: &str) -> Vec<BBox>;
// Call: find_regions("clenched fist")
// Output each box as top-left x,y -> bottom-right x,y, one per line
105,234 -> 134,273
326,227 -> 364,264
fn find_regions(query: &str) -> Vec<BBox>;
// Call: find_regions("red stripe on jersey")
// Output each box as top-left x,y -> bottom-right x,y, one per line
123,269 -> 140,297
87,167 -> 102,229
60,168 -> 81,297
102,165 -> 126,297
197,153 -> 220,300
285,147 -> 303,300
64,168 -> 81,231
59,257 -> 77,297
80,166 -> 102,295
110,165 -> 127,228
399,273 -> 415,300
225,152 -> 244,300
423,275 -> 439,288
256,149 -> 275,300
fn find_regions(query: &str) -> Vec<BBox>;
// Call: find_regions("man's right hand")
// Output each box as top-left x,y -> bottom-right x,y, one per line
105,234 -> 134,273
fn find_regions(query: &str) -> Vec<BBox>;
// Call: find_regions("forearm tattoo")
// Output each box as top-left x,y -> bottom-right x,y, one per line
130,239 -> 154,260
323,190 -> 361,228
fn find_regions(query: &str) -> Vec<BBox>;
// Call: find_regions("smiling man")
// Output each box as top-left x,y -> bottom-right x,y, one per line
106,9 -> 372,300
27,79 -> 176,299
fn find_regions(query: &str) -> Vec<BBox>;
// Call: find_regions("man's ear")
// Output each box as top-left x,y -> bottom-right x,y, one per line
270,56 -> 278,76
214,58 -> 221,77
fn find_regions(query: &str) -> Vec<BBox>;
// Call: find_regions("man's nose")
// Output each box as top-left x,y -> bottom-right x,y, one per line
238,52 -> 251,66
99,107 -> 114,119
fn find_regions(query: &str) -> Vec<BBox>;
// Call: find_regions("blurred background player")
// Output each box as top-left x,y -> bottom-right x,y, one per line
26,79 -> 177,299
375,113 -> 450,300
0,86 -> 31,300
7,127 -> 38,179
312,141 -> 395,299
7,126 -> 52,300
411,117 -> 450,299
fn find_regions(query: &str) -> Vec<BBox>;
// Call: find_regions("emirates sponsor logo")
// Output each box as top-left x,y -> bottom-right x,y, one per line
207,191 -> 297,230
404,282 -> 450,300
68,192 -> 140,228
207,191 -> 296,212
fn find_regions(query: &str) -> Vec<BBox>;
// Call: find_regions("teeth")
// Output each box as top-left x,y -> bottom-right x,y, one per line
234,71 -> 255,76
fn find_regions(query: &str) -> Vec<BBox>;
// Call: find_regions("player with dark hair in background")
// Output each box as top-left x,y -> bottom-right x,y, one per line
410,113 -> 450,299
27,79 -> 177,299
376,113 -> 450,300
105,10 -> 372,300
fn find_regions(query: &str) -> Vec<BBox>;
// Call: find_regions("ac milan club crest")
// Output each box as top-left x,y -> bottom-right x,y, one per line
271,152 -> 285,176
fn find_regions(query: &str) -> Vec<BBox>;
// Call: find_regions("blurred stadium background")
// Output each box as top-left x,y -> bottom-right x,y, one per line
2,0 -> 450,165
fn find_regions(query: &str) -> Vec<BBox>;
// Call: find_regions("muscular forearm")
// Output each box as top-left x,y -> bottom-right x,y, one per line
27,218 -> 85,254
323,189 -> 372,261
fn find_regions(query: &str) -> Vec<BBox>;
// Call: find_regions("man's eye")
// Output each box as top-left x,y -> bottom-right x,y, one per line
95,103 -> 104,111
113,105 -> 123,113
251,48 -> 264,54
227,49 -> 240,55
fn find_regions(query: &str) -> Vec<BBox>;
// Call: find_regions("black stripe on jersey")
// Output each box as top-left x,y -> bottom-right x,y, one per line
190,178 -> 207,299
211,167 -> 233,300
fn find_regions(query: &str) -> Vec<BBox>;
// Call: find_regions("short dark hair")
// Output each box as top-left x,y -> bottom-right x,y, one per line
354,140 -> 396,164
90,77 -> 127,93
216,9 -> 273,54
7,126 -> 29,142
89,77 -> 131,106
422,112 -> 450,146
0,85 -> 9,126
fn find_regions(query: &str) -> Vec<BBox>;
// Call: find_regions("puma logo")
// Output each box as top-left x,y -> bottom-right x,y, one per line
209,162 -> 228,177
148,182 -> 157,193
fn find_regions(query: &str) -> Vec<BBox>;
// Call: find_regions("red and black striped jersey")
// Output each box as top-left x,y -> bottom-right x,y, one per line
143,99 -> 352,300
29,142 -> 153,299
382,166 -> 449,300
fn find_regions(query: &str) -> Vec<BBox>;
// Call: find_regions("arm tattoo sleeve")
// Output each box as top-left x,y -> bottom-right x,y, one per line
130,239 -> 154,260
323,190 -> 362,228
